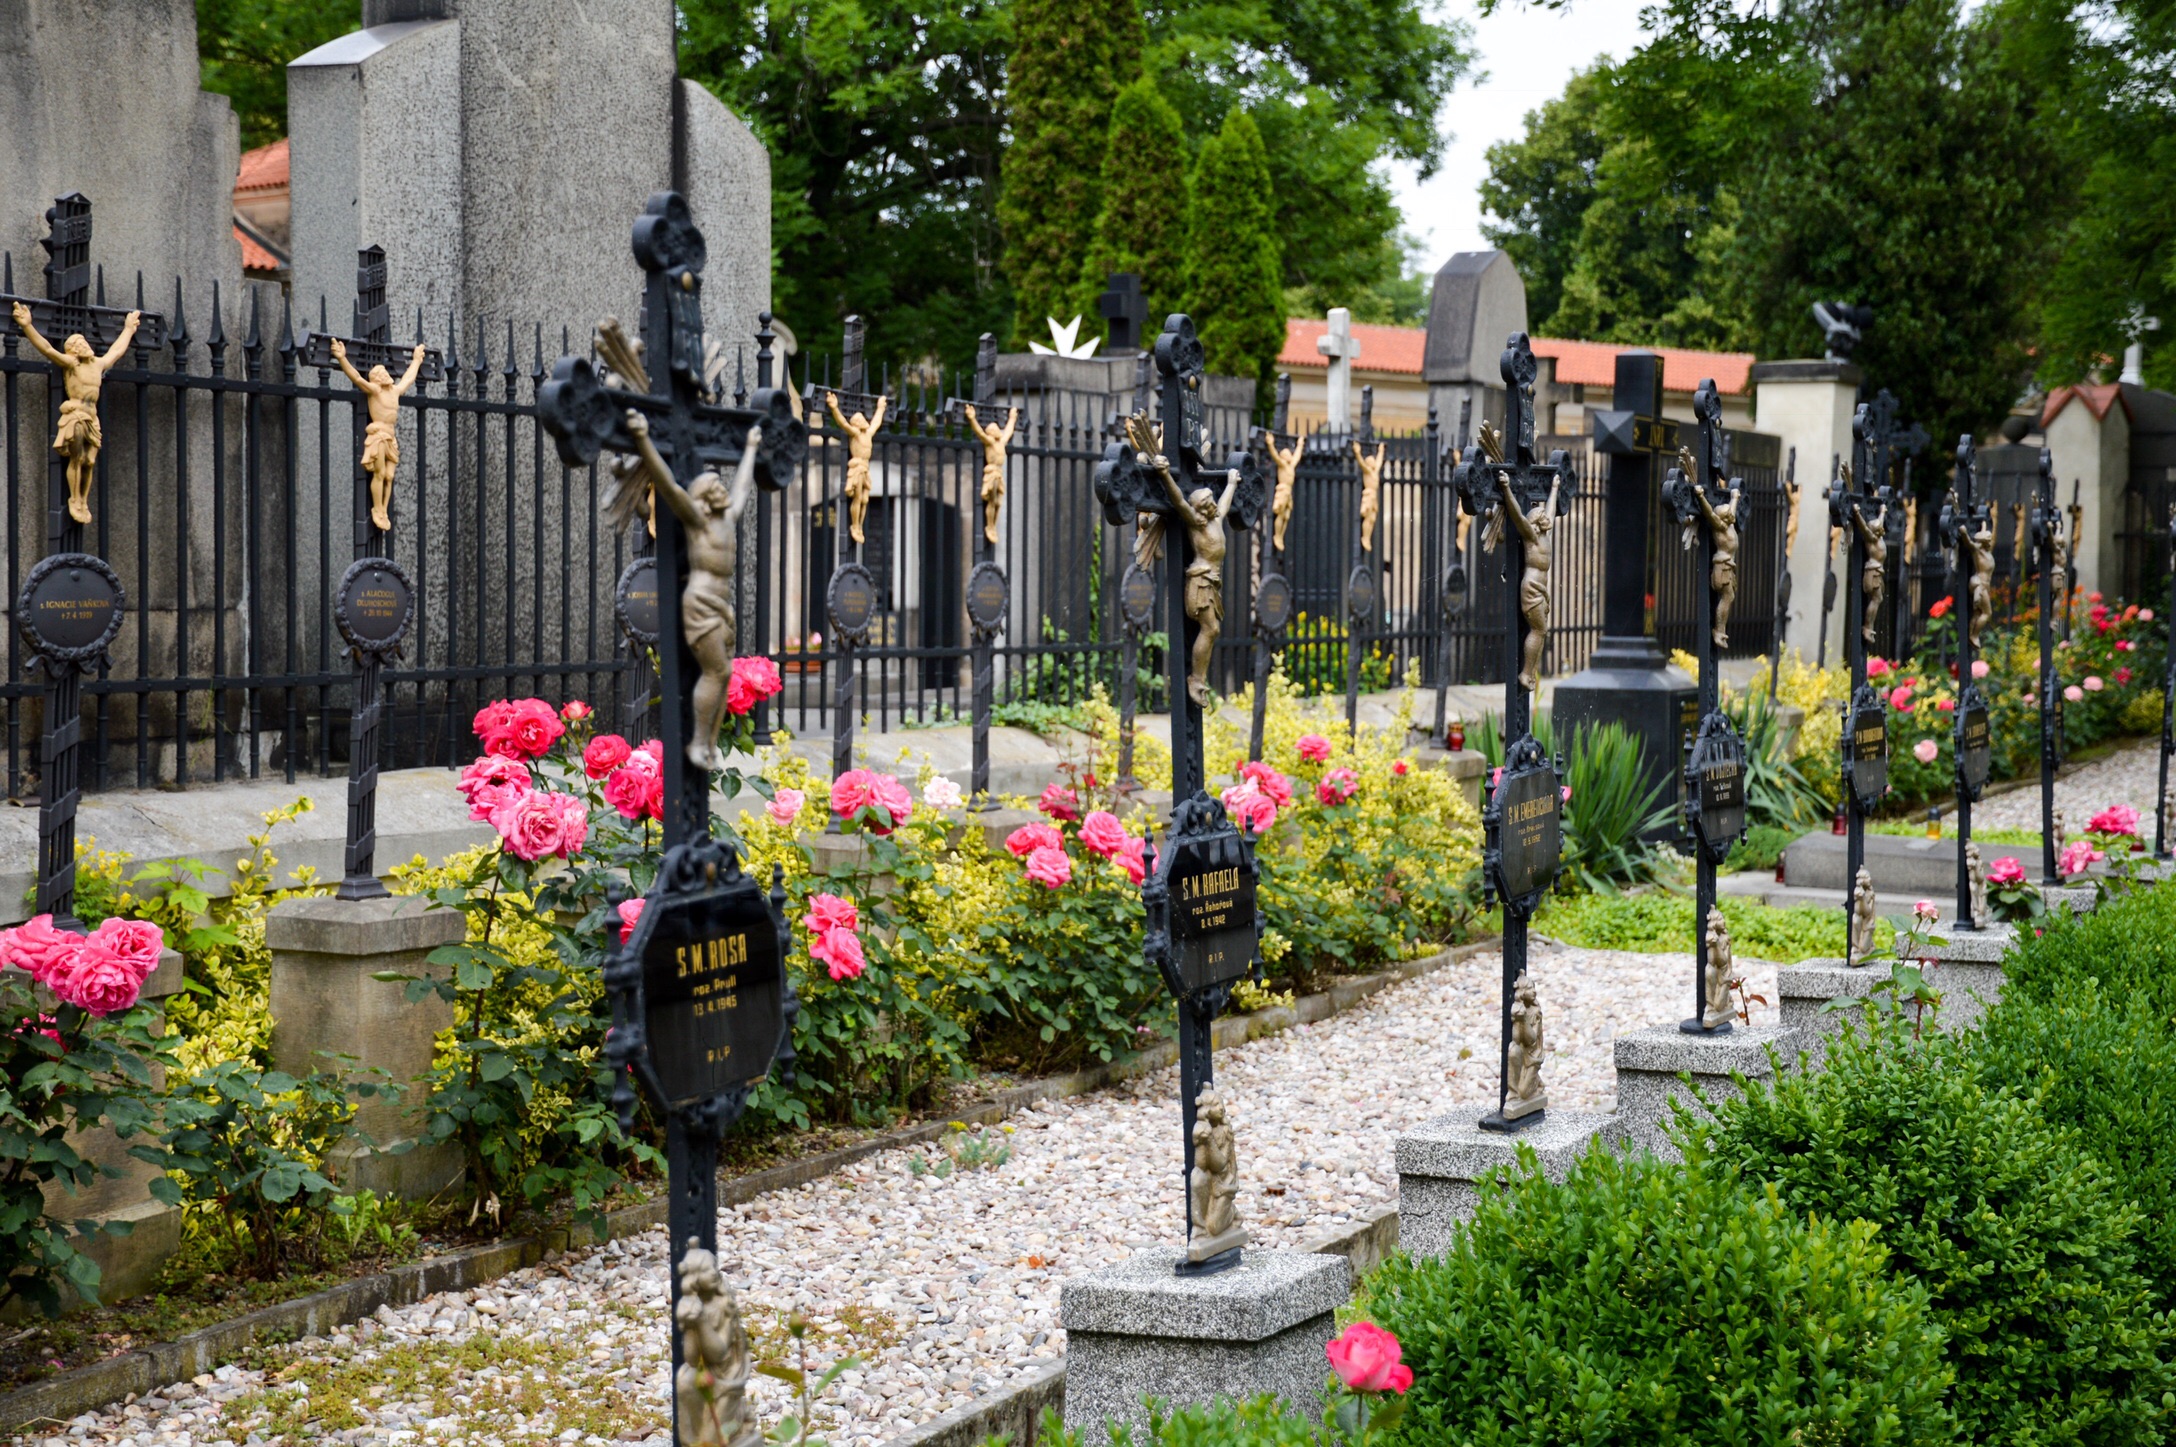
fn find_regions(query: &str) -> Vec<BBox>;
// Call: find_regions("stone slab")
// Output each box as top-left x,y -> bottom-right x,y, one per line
1613,1022 -> 1799,1160
1921,924 -> 2015,962
1396,1110 -> 1613,1260
1931,959 -> 2005,1034
1782,831 -> 1968,893
1061,1248 -> 1348,1441
265,892 -> 468,957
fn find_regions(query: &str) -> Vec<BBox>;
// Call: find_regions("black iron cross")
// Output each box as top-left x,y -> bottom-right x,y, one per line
1433,394 -> 1474,747
538,190 -> 805,849
1098,272 -> 1151,353
942,333 -> 1011,807
2030,449 -> 2063,885
1938,436 -> 1993,927
1452,333 -> 1570,1132
2159,506 -> 2176,861
1344,386 -> 1381,737
1827,393 -> 1904,939
1245,374 -> 1297,762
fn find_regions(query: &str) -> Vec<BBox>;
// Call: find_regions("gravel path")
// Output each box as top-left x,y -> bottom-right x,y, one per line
24,946 -> 1779,1447
1976,735 -> 2163,834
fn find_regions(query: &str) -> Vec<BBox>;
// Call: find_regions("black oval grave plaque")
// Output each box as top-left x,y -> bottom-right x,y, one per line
16,552 -> 125,663
1120,563 -> 1157,630
634,879 -> 787,1109
1165,835 -> 1258,996
1956,689 -> 1991,798
616,557 -> 661,647
334,557 -> 415,656
1685,714 -> 1748,863
827,562 -> 878,644
1490,746 -> 1562,905
1442,562 -> 1468,619
1348,564 -> 1378,624
1255,572 -> 1293,633
1847,685 -> 1889,811
966,560 -> 1009,635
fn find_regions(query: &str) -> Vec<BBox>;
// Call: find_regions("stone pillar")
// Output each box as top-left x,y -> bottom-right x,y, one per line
34,947 -> 188,1307
1751,360 -> 1861,664
2042,386 -> 2132,603
1395,1112 -> 1613,1261
266,894 -> 466,1197
1060,1249 -> 1349,1441
1612,1024 -> 1799,1160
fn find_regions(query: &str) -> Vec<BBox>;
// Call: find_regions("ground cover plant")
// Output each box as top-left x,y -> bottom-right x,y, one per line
1531,890 -> 1888,963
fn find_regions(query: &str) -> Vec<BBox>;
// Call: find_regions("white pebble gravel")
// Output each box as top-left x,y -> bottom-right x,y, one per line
28,946 -> 1778,1447
1974,734 -> 2162,835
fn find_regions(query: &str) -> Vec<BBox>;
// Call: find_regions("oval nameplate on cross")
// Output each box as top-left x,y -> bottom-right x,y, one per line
631,880 -> 786,1109
333,557 -> 416,656
827,561 -> 879,643
1489,743 -> 1562,906
966,560 -> 1009,635
1255,572 -> 1293,633
1847,685 -> 1890,812
1347,563 -> 1378,625
17,552 -> 126,663
1956,690 -> 1992,798
1685,713 -> 1748,864
1120,563 -> 1157,630
616,556 -> 661,648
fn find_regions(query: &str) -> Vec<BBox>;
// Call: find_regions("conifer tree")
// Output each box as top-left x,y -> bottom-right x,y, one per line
1183,107 -> 1284,406
999,0 -> 1145,349
1075,78 -> 1190,328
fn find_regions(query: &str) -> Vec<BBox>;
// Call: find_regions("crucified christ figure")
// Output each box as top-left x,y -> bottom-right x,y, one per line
1851,489 -> 1888,649
824,391 -> 888,547
626,412 -> 762,771
1263,431 -> 1301,554
1352,439 -> 1386,554
1501,472 -> 1562,693
330,337 -> 428,534
12,301 -> 140,526
1693,475 -> 1743,649
962,402 -> 1017,547
1966,512 -> 1995,650
1127,414 -> 1240,708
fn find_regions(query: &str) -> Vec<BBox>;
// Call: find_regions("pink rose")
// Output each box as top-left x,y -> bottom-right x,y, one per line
831,768 -> 912,833
1326,1322 -> 1413,1395
561,699 -> 593,722
1987,856 -> 2027,886
1912,738 -> 1939,764
1005,823 -> 1065,858
457,754 -> 532,823
2142,609 -> 2155,622
476,698 -> 564,760
726,655 -> 783,716
1114,835 -> 1147,886
767,788 -> 805,828
2115,667 -> 2133,684
1970,659 -> 1990,679
1024,844 -> 1072,889
90,918 -> 163,984
923,777 -> 964,810
1,914 -> 86,990
617,897 -> 645,943
1238,761 -> 1292,809
1040,783 -> 1082,823
583,733 -> 632,780
1888,685 -> 1914,712
1866,656 -> 1891,678
1316,767 -> 1359,806
492,790 -> 586,861
873,773 -> 915,829
1392,759 -> 1409,777
604,747 -> 664,821
1296,734 -> 1333,764
1220,778 -> 1277,834
2085,675 -> 2104,692
2065,685 -> 2084,702
1913,899 -> 1939,924
50,943 -> 142,1018
810,926 -> 866,982
2117,640 -> 2136,653
805,893 -> 860,936
2060,839 -> 2105,877
2088,804 -> 2140,837
1079,810 -> 1130,858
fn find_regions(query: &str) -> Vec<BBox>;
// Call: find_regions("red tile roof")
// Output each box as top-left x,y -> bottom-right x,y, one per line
1530,336 -> 1756,396
2041,382 -> 2130,426
235,225 -> 281,272
1279,319 -> 1428,376
235,138 -> 289,195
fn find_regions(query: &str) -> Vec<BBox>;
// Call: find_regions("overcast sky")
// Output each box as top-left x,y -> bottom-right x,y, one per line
1389,1 -> 1653,271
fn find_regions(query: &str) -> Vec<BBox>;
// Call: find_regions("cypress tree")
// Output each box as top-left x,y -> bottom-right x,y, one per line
1075,77 -> 1190,327
999,0 -> 1145,350
1183,107 -> 1285,404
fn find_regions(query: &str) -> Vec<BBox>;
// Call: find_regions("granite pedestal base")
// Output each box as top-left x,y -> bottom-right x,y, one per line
1060,1248 -> 1349,1442
1613,1024 -> 1799,1159
2043,883 -> 2098,914
1776,958 -> 1878,1065
1395,1111 -> 1615,1260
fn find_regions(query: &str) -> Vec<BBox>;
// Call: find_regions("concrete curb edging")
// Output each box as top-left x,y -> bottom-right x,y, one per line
1,941 -> 1492,1435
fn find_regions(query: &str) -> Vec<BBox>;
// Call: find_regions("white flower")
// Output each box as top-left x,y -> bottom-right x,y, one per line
923,776 -> 965,810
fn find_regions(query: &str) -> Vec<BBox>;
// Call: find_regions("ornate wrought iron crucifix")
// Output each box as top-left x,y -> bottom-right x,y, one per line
2031,449 -> 2064,885
1828,392 -> 1903,949
1940,437 -> 1994,927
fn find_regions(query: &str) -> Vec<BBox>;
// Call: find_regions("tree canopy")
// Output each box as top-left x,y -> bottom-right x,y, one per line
1183,108 -> 1285,400
194,0 -> 355,150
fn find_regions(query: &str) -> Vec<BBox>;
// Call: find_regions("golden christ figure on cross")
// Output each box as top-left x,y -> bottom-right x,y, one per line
330,336 -> 429,534
12,300 -> 141,526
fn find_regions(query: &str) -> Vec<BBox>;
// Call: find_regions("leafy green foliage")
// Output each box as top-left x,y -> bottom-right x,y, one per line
1478,67 -> 1608,332
1557,721 -> 1677,892
1183,108 -> 1284,407
1533,891 -> 1887,963
997,0 -> 1143,346
1723,821 -> 1796,874
193,0 -> 357,149
1690,1016 -> 2176,1446
1030,1396 -> 1333,1445
1075,79 -> 1191,324
1359,1146 -> 1959,1445
1724,686 -> 1826,831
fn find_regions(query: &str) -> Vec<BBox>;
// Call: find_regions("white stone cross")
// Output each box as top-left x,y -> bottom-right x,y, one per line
1316,307 -> 1361,433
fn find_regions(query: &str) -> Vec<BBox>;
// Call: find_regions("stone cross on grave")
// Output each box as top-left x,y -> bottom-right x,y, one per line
1939,437 -> 1995,928
1452,333 -> 1572,1131
2030,449 -> 2064,886
1661,381 -> 1748,1032
1094,313 -> 1265,1273
538,190 -> 806,1447
2,194 -> 167,932
1098,272 -> 1150,353
1317,306 -> 1360,434
1827,391 -> 1904,951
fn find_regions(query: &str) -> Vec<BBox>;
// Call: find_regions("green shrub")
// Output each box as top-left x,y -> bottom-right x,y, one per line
2000,881 -> 2176,1018
1031,1397 -> 1321,1446
1723,820 -> 1797,873
1974,983 -> 2176,1315
1358,1147 -> 1958,1445
1689,1017 -> 2176,1446
1533,890 -> 1889,963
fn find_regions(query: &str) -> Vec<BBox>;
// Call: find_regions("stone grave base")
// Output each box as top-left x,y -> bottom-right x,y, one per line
1395,1110 -> 1615,1260
1060,1248 -> 1348,1442
1612,1024 -> 1799,1160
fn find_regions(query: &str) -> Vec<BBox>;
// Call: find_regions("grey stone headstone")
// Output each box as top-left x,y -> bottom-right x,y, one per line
1422,250 -> 1529,440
